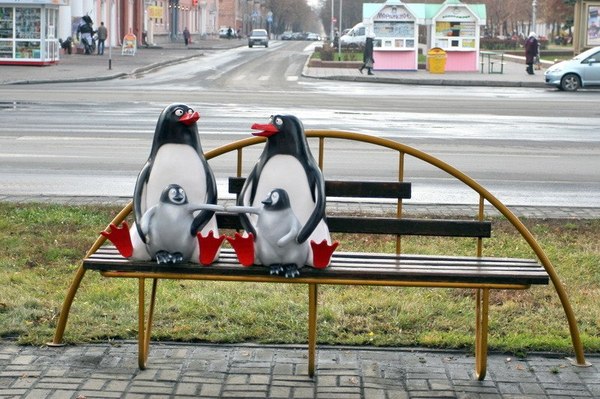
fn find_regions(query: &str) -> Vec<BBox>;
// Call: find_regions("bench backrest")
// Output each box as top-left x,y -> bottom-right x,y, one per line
218,177 -> 491,239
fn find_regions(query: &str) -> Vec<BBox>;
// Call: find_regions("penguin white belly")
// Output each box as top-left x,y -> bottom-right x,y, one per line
130,144 -> 218,263
145,144 -> 209,206
250,155 -> 330,245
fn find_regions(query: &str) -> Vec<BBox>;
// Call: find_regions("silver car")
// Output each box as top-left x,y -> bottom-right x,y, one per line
544,46 -> 600,91
248,29 -> 269,48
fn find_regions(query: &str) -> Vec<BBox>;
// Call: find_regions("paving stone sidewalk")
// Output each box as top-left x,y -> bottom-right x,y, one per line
1,341 -> 598,399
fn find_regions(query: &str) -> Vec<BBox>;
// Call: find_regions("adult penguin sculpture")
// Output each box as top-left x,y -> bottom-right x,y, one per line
227,114 -> 338,272
101,104 -> 223,264
227,189 -> 309,277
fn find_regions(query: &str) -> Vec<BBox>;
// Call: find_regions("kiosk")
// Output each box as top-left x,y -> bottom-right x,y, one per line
429,0 -> 485,72
0,0 -> 63,65
364,0 -> 421,71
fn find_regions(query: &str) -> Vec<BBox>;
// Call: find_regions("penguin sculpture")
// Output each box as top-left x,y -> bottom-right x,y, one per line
227,189 -> 309,277
140,184 -> 224,264
228,114 -> 338,271
101,103 -> 223,264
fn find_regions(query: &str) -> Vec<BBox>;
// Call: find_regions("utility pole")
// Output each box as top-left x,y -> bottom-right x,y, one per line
531,0 -> 537,34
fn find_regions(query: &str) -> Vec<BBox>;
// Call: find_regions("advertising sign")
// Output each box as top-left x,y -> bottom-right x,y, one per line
147,6 -> 163,20
122,32 -> 137,56
588,5 -> 600,46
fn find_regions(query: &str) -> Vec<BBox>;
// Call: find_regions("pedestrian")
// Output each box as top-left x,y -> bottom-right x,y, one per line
227,26 -> 233,40
96,21 -> 108,55
183,27 -> 191,47
524,32 -> 538,75
359,35 -> 375,75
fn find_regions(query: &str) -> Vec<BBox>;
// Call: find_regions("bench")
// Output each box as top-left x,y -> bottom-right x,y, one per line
50,130 -> 589,381
480,51 -> 505,74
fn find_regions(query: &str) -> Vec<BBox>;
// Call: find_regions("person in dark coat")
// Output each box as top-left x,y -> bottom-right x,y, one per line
524,32 -> 539,75
183,27 -> 191,47
359,35 -> 375,75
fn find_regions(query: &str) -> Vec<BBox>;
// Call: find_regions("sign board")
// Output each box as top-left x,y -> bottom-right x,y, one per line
587,5 -> 600,46
147,6 -> 163,20
122,33 -> 137,56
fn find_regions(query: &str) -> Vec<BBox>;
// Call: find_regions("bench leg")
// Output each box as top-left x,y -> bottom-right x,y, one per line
475,288 -> 490,380
308,283 -> 318,377
138,278 -> 159,370
48,265 -> 88,346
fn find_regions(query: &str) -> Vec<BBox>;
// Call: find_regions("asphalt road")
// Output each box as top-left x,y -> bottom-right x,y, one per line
0,41 -> 598,207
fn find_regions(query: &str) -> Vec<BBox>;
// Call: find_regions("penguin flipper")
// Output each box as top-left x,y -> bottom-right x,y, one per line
237,175 -> 258,236
297,180 -> 326,243
191,162 -> 219,236
139,205 -> 157,241
133,163 -> 151,242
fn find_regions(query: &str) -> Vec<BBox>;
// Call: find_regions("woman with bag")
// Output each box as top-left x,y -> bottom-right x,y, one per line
359,35 -> 375,75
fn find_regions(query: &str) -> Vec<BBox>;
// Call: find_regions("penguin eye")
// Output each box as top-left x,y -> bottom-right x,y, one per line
178,188 -> 185,197
169,188 -> 178,198
274,117 -> 283,127
271,191 -> 280,203
187,109 -> 194,115
174,108 -> 184,117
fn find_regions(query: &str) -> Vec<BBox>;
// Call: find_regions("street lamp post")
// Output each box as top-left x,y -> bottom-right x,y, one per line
531,0 -> 537,34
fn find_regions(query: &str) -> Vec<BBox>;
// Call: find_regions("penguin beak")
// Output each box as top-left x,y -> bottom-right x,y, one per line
251,123 -> 279,137
261,197 -> 273,206
179,111 -> 200,126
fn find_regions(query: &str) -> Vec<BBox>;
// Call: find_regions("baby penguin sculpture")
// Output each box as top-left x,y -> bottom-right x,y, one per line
140,184 -> 223,264
227,188 -> 309,278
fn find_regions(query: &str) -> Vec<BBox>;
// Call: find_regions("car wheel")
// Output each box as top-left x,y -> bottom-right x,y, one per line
560,73 -> 581,92
249,44 -> 253,48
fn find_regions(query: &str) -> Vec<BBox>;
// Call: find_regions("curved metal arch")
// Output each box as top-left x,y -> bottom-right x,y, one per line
204,129 -> 588,367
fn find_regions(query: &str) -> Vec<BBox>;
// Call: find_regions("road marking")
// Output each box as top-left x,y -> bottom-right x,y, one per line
258,76 -> 269,81
287,76 -> 298,81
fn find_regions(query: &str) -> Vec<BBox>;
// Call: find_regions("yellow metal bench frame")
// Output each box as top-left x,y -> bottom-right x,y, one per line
49,130 -> 590,380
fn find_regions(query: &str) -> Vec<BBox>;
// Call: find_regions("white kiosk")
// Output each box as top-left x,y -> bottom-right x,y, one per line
364,0 -> 421,71
429,0 -> 485,72
0,0 -> 63,65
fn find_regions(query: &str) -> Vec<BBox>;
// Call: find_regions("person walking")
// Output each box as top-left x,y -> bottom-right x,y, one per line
183,27 -> 191,47
359,35 -> 375,75
524,32 -> 538,75
96,22 -> 108,55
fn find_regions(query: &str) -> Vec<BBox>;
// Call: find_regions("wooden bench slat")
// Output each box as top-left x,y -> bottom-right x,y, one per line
228,177 -> 411,199
85,247 -> 548,286
215,213 -> 491,238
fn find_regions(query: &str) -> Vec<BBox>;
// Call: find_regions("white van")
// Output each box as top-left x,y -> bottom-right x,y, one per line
340,22 -> 366,47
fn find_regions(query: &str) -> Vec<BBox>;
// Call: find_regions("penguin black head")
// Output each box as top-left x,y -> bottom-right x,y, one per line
250,114 -> 307,156
150,104 -> 202,157
160,184 -> 188,205
261,188 -> 291,211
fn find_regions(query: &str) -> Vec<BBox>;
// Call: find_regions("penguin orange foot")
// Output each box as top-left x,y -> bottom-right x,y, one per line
101,222 -> 134,258
310,240 -> 340,269
226,232 -> 255,266
197,231 -> 225,266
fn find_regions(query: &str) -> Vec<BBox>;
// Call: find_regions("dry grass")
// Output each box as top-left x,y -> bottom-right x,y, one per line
0,203 -> 598,356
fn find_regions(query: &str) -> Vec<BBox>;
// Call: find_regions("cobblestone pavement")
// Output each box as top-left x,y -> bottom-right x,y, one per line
1,342 -> 598,399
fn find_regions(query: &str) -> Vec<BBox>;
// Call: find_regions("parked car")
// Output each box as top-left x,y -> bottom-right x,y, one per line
340,22 -> 366,48
248,29 -> 269,48
281,31 -> 293,40
218,27 -> 236,39
544,46 -> 600,91
306,32 -> 321,41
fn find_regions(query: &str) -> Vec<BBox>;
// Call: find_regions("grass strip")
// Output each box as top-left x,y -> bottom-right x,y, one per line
0,203 -> 598,355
